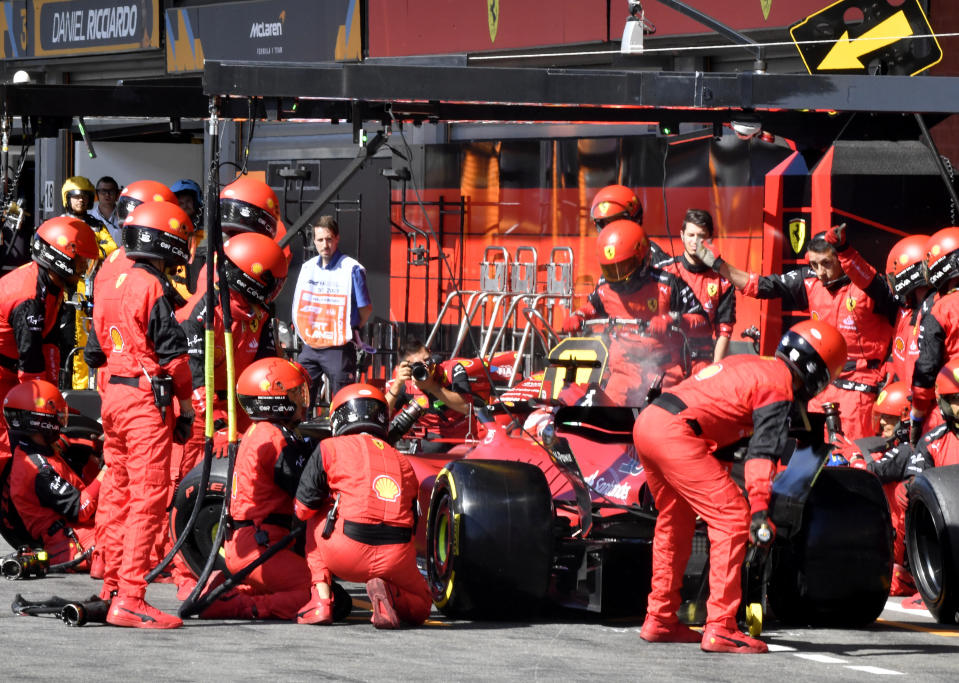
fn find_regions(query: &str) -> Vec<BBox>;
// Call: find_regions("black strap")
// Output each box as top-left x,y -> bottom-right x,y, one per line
652,392 -> 702,435
343,520 -> 412,546
231,513 -> 294,530
0,353 -> 17,372
842,359 -> 882,373
653,392 -> 688,415
108,375 -> 141,388
833,378 -> 881,394
47,520 -> 66,537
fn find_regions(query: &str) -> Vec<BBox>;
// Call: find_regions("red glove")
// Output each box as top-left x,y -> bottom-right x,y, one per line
562,312 -> 585,334
191,388 -> 207,418
646,314 -> 672,338
822,223 -> 847,250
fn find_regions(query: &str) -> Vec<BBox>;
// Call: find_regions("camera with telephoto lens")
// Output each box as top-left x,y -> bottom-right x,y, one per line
410,361 -> 435,382
387,399 -> 426,445
2,546 -> 50,580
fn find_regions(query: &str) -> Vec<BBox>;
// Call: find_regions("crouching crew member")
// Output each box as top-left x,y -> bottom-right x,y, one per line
84,201 -> 196,629
5,379 -> 102,569
202,357 -> 314,620
634,320 -> 847,653
295,384 -> 431,628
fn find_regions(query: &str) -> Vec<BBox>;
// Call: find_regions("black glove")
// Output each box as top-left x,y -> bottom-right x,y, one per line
909,411 -> 924,447
749,510 -> 776,547
173,415 -> 194,444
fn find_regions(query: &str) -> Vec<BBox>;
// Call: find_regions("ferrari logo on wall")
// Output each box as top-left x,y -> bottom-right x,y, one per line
761,0 -> 772,20
488,0 -> 499,43
789,218 -> 806,254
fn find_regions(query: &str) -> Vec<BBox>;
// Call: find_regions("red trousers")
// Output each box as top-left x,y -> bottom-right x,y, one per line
634,404 -> 749,630
223,525 -> 312,620
44,524 -> 96,570
98,382 -> 175,599
305,517 -> 432,626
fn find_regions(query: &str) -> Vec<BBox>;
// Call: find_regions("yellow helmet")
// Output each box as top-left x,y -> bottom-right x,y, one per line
61,176 -> 95,211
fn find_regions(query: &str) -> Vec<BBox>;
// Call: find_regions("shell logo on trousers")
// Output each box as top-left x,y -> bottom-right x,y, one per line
372,474 -> 401,502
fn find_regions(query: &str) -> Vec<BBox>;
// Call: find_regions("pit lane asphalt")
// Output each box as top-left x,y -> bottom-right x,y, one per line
2,538 -> 957,681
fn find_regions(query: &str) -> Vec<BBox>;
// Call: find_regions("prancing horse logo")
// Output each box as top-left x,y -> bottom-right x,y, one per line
789,218 -> 806,255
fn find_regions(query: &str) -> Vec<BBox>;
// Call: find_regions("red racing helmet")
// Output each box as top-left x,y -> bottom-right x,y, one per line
219,176 -> 279,238
590,184 -> 643,229
886,234 -> 929,297
116,180 -> 177,224
329,383 -> 389,438
237,357 -> 311,422
775,319 -> 848,402
222,232 -> 289,305
122,201 -> 195,267
32,216 -> 99,282
923,227 -> 959,291
872,381 -> 911,434
596,219 -> 650,283
3,379 -> 67,444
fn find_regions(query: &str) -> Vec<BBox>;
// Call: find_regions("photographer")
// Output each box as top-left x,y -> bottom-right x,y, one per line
384,337 -> 481,453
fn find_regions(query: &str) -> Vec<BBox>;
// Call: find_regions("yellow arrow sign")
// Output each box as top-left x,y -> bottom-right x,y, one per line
818,10 -> 911,71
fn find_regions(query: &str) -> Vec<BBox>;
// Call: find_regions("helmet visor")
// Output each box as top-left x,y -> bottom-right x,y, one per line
600,256 -> 640,283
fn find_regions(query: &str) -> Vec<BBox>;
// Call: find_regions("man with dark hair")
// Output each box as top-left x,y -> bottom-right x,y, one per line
90,176 -> 121,245
384,337 -> 487,453
698,225 -> 896,439
292,215 -> 372,403
659,209 -> 735,370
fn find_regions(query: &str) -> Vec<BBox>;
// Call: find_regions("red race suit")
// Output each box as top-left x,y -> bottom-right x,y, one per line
295,433 -> 431,626
633,355 -> 793,631
660,254 -> 735,371
218,421 -> 312,620
742,246 -> 895,439
175,281 -> 275,479
8,437 -> 100,567
913,289 -> 959,416
84,262 -> 192,600
580,265 -> 707,406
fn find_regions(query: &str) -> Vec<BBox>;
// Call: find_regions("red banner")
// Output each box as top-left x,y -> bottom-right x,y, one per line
368,1 -> 836,58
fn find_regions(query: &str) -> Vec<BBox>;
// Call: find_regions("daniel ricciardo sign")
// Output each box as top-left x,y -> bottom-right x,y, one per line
0,0 -> 159,58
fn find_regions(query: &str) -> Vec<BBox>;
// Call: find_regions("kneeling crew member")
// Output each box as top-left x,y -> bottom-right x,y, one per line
295,384 -> 431,628
206,357 -> 314,620
633,319 -> 847,653
5,379 -> 102,569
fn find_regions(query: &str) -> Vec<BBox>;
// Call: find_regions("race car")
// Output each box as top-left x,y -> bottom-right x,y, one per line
168,324 -> 896,630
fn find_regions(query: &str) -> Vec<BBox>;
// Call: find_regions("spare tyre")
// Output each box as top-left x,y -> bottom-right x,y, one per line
906,465 -> 959,624
169,456 -> 230,576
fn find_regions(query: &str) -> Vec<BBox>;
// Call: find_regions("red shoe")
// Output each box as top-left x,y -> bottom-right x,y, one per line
701,624 -> 768,654
640,615 -> 702,643
89,552 -> 105,580
106,596 -> 183,629
890,564 -> 916,597
366,578 -> 400,629
902,592 -> 927,610
297,586 -> 333,625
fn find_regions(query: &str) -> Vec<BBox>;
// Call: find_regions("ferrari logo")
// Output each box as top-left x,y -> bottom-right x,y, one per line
647,298 -> 658,312
604,245 -> 616,260
706,282 -> 719,298
760,0 -> 771,21
789,218 -> 806,254
845,297 -> 857,312
488,0 -> 499,42
895,337 -> 905,353
249,316 -> 259,333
